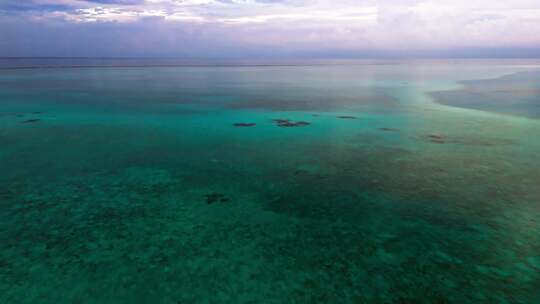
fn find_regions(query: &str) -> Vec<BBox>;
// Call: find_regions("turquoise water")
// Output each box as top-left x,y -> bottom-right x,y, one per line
1,60 -> 539,303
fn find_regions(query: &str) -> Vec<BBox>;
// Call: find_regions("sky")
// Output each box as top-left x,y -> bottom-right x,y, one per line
1,0 -> 540,58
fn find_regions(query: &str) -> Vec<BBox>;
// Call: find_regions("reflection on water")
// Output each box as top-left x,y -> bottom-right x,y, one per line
0,61 -> 539,303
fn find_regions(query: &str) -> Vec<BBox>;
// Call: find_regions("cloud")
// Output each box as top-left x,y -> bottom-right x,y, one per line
1,0 -> 540,57
0,0 -> 74,12
82,0 -> 144,4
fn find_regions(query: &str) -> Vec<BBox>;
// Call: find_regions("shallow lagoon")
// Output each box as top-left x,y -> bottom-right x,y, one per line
1,60 -> 539,303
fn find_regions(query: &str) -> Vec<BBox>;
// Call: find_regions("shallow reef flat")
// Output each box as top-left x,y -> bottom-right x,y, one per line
430,71 -> 540,119
1,62 -> 540,303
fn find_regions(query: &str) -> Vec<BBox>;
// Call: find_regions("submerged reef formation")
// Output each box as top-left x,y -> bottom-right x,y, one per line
379,127 -> 399,132
272,119 -> 311,127
233,123 -> 256,127
425,134 -> 515,146
336,116 -> 357,119
428,134 -> 446,144
205,193 -> 230,204
22,119 -> 41,123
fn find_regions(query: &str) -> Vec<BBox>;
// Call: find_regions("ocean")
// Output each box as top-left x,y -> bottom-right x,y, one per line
1,59 -> 539,303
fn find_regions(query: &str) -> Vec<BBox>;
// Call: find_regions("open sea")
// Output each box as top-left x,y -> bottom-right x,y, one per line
1,58 -> 539,303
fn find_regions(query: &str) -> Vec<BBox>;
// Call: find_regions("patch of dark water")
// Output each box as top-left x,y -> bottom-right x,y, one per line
233,123 -> 256,127
428,134 -> 446,144
424,134 -> 515,146
205,193 -> 230,204
272,119 -> 311,127
23,119 -> 41,124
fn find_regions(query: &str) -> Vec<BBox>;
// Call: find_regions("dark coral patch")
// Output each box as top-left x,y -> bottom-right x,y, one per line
427,135 -> 446,144
283,121 -> 310,127
205,193 -> 229,204
337,116 -> 357,119
233,123 -> 256,127
23,119 -> 41,123
272,119 -> 311,128
424,134 -> 514,146
278,121 -> 311,127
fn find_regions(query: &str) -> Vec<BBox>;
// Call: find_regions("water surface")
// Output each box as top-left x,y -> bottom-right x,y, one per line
1,59 -> 539,303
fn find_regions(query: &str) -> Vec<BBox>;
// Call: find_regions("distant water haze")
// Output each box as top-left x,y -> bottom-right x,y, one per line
2,58 -> 540,70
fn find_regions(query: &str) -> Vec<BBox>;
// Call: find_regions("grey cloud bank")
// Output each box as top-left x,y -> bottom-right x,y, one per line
1,0 -> 540,58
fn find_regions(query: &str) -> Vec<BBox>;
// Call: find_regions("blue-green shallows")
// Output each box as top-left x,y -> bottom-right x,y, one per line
1,61 -> 539,303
